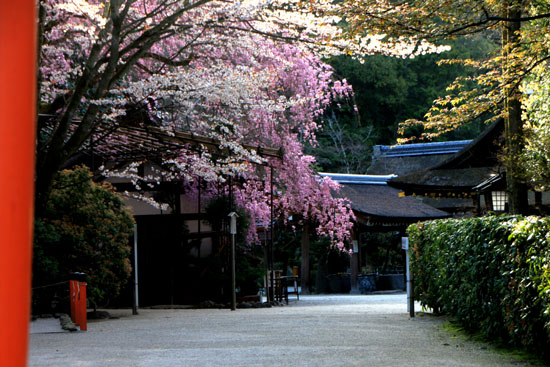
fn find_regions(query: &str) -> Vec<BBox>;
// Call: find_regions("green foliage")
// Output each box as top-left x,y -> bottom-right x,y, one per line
329,35 -> 493,143
204,196 -> 250,246
33,166 -> 134,310
408,216 -> 550,357
520,67 -> 550,190
203,196 -> 263,297
309,35 -> 493,174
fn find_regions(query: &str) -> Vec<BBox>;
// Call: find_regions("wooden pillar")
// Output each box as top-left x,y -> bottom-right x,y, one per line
484,192 -> 493,213
197,175 -> 202,258
0,2 -> 36,366
300,222 -> 310,295
172,183 -> 182,305
350,228 -> 360,294
269,167 -> 275,301
474,194 -> 482,216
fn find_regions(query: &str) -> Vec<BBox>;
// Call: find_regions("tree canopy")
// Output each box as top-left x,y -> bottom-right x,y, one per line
520,66 -> 550,190
38,0 -> 382,247
312,0 -> 550,213
36,0 -> 474,245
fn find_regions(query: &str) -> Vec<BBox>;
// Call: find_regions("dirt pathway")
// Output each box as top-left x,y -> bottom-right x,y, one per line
28,294 -> 545,366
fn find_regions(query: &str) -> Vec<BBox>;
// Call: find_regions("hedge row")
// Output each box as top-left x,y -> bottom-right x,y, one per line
408,216 -> 550,353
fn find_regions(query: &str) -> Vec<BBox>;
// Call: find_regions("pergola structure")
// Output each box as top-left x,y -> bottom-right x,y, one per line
36,114 -> 283,164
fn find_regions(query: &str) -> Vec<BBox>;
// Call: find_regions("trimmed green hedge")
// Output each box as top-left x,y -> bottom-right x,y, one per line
408,216 -> 550,354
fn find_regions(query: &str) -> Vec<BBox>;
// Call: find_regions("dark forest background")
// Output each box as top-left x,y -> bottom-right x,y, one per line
309,34 -> 498,173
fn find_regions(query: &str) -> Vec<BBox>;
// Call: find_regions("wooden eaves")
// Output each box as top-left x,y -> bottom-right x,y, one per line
387,119 -> 505,198
39,114 -> 283,163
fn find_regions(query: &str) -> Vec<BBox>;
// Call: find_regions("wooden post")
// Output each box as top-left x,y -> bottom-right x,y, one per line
70,280 -> 77,323
300,222 -> 310,295
133,223 -> 139,315
349,228 -> 360,294
78,281 -> 87,331
70,273 -> 87,330
0,2 -> 37,366
228,212 -> 238,311
402,237 -> 414,318
350,240 -> 360,294
269,166 -> 275,301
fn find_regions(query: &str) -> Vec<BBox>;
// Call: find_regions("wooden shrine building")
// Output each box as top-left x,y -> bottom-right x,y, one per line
385,119 -> 550,216
319,173 -> 449,293
39,114 -> 283,306
320,173 -> 450,231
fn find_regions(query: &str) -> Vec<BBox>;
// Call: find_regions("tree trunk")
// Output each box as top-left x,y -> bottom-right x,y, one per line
503,2 -> 529,214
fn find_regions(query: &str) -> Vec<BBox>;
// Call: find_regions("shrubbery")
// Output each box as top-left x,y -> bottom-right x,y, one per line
33,166 -> 134,312
408,216 -> 550,355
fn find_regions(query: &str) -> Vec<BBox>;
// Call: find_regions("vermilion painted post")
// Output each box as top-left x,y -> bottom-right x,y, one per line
0,1 -> 37,367
78,282 -> 87,331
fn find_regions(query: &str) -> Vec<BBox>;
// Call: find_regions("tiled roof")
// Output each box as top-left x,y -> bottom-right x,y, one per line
388,119 -> 505,194
319,173 -> 396,185
389,167 -> 498,190
337,184 -> 450,221
368,140 -> 471,176
322,173 -> 450,222
38,114 -> 283,163
377,140 -> 471,157
434,119 -> 504,170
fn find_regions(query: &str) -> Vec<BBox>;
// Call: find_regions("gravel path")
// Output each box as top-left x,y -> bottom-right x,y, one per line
29,293 -> 544,366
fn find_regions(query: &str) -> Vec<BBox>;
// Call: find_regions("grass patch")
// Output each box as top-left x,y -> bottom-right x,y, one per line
441,320 -> 548,366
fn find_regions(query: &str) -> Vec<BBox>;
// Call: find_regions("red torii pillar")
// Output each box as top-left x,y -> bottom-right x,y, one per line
0,2 -> 37,367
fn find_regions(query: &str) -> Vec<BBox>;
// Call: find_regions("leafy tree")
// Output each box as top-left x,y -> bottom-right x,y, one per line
308,109 -> 374,174
520,67 -> 550,190
37,0 -> 364,247
321,0 -> 550,213
33,166 -> 134,310
308,35 -> 494,173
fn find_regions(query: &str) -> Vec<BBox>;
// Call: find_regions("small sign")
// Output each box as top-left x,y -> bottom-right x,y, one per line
352,240 -> 359,253
228,212 -> 238,235
401,237 -> 409,250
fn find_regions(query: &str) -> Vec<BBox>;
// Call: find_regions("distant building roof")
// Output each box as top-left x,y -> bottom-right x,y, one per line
388,119 -> 505,197
377,140 -> 472,158
368,140 -> 471,176
319,173 -> 397,185
321,172 -> 450,228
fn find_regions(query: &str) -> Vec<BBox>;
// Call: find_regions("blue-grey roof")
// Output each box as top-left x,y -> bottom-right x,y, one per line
376,140 -> 472,158
319,173 -> 397,185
